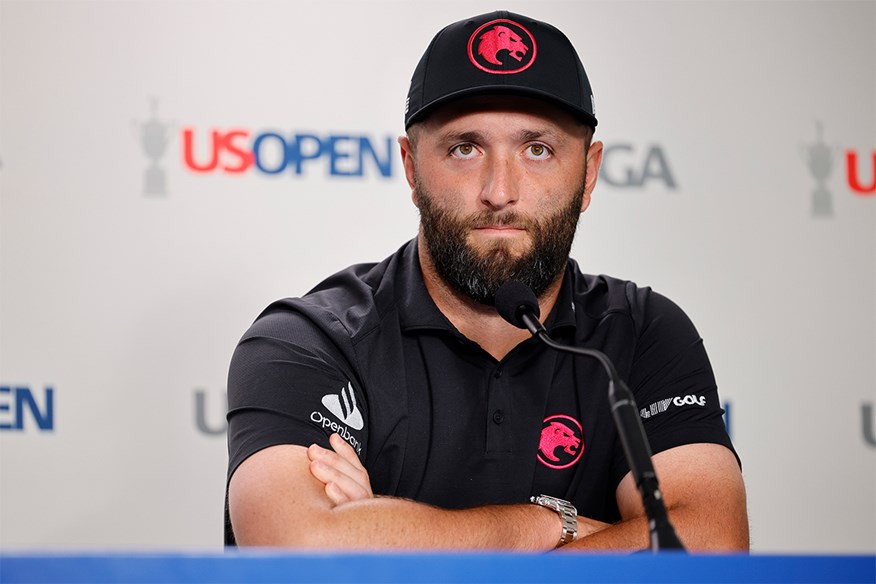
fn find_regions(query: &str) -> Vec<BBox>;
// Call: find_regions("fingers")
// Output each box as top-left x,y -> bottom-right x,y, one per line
324,479 -> 351,506
307,434 -> 373,505
329,433 -> 367,472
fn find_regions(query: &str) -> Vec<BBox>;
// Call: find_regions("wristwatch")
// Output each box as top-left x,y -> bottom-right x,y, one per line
530,494 -> 578,547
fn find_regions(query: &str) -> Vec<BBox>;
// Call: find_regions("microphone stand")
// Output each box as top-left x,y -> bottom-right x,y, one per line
518,311 -> 685,552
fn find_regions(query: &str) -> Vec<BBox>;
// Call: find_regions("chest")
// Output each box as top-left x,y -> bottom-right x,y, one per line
358,326 -> 635,521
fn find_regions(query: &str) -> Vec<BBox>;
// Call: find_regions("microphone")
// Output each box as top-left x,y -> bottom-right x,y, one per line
495,281 -> 685,552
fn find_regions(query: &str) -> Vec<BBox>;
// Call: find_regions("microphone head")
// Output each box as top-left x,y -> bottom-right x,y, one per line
494,281 -> 540,329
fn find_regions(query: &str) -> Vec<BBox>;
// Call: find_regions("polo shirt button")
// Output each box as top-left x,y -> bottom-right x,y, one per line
492,410 -> 505,424
493,366 -> 503,379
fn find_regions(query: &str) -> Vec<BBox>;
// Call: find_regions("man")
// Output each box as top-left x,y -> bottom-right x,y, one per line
226,10 -> 748,551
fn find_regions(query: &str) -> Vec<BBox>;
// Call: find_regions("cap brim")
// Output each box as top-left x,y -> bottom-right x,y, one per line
405,85 -> 598,129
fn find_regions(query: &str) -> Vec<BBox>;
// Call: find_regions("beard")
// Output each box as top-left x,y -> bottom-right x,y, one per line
416,176 -> 584,306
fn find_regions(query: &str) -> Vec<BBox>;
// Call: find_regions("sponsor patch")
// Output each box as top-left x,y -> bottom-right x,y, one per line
311,382 -> 364,455
640,394 -> 706,419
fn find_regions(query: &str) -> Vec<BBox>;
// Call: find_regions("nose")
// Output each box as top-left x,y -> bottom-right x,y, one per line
480,155 -> 520,210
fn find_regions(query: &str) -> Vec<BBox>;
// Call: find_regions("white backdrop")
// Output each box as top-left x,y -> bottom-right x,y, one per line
1,0 -> 874,553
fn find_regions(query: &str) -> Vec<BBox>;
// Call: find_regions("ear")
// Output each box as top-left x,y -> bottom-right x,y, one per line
580,140 -> 603,213
398,136 -> 418,206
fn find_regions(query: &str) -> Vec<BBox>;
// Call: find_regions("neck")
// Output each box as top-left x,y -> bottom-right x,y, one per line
417,233 -> 564,361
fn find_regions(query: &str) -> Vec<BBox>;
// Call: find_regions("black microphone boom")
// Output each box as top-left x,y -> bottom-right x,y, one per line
494,281 -> 685,552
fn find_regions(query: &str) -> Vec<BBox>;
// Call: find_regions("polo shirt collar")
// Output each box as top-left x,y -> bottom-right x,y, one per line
396,239 -> 578,336
396,239 -> 456,332
545,270 -> 577,333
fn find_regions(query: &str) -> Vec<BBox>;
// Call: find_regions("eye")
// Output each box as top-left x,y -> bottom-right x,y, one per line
525,143 -> 551,160
450,143 -> 479,159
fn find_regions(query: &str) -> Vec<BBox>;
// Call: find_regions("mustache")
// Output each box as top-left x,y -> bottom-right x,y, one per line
466,210 -> 534,230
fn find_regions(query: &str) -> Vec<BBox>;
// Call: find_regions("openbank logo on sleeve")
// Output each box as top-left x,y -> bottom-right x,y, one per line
310,382 -> 365,456
321,382 -> 364,430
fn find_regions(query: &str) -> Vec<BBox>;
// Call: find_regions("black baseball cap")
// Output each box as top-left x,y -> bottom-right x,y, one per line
405,10 -> 597,129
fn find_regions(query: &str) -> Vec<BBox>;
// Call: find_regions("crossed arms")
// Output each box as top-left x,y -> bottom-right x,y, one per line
228,433 -> 749,551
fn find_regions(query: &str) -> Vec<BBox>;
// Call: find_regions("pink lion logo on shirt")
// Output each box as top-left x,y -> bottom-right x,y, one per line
539,422 -> 580,461
537,415 -> 584,469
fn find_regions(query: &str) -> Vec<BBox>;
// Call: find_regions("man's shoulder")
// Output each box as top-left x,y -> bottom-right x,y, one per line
249,241 -> 414,345
567,263 -> 651,318
566,262 -> 690,335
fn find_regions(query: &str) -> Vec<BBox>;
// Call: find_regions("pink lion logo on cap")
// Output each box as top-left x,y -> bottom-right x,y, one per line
477,25 -> 528,65
468,19 -> 537,75
537,415 -> 584,469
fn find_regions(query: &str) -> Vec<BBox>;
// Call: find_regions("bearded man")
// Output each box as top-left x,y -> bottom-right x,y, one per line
225,10 -> 748,551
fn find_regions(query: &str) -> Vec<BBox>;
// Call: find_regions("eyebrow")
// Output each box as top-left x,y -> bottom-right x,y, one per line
436,128 -> 565,145
436,130 -> 486,145
516,128 -> 564,143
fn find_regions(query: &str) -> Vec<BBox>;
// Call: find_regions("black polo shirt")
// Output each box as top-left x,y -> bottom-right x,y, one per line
225,239 -> 736,544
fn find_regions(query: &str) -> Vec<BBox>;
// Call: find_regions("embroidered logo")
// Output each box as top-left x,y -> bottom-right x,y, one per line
537,415 -> 584,469
321,382 -> 364,430
467,19 -> 537,75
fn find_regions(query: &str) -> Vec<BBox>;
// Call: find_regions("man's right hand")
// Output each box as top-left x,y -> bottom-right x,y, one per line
307,433 -> 374,506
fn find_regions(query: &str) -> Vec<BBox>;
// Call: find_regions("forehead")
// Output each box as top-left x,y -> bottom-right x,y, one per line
415,95 -> 587,138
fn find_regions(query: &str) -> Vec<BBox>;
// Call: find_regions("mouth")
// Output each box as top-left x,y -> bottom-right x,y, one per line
476,225 -> 523,230
472,226 -> 526,238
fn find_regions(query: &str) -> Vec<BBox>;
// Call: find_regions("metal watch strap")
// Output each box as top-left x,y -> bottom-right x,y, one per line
530,494 -> 578,547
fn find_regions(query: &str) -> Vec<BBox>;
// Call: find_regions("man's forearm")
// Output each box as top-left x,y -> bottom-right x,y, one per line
565,444 -> 750,552
304,496 -> 562,550
567,504 -> 749,552
229,443 -> 566,550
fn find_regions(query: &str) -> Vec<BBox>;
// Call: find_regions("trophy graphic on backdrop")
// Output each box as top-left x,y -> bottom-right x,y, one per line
801,121 -> 835,218
135,98 -> 171,196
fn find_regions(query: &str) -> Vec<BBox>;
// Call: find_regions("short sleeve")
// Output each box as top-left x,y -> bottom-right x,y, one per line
610,288 -> 738,488
226,307 -> 368,483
